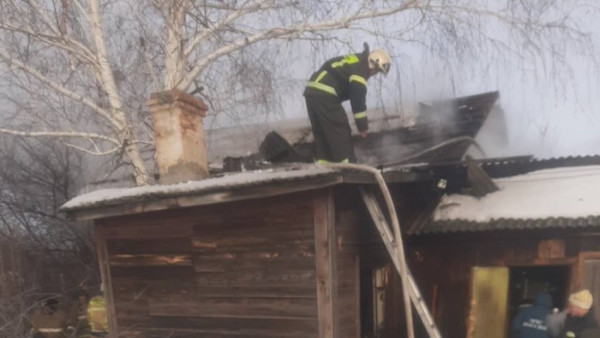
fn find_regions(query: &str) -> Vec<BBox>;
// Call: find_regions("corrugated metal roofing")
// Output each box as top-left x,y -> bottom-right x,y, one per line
409,216 -> 600,235
406,156 -> 600,235
405,155 -> 600,179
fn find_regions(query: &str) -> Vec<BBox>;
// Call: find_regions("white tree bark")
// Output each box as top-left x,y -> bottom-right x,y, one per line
88,0 -> 151,186
163,0 -> 190,89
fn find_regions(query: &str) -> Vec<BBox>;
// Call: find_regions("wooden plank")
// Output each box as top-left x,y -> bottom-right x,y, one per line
68,174 -> 343,221
314,189 -> 339,338
336,254 -> 359,338
113,277 -> 316,299
187,285 -> 316,298
193,256 -> 315,272
537,239 -> 565,259
94,225 -> 119,335
195,269 -> 315,287
148,296 -> 317,319
190,230 -> 314,248
100,220 -> 194,239
110,266 -> 195,280
144,316 -> 318,337
109,254 -> 192,267
191,241 -> 315,256
107,238 -> 192,254
138,329 -> 315,338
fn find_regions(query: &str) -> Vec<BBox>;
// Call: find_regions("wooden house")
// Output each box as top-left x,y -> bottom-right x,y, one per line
65,90 -> 586,338
61,89 -> 448,338
62,164 -> 432,338
401,156 -> 600,338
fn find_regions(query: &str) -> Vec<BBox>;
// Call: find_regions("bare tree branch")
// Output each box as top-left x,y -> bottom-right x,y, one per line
179,0 -> 421,90
0,51 -> 120,128
0,22 -> 95,63
183,0 -> 289,58
0,128 -> 120,145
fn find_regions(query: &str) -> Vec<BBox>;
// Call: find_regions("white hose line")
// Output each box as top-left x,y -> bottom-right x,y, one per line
324,162 -> 414,338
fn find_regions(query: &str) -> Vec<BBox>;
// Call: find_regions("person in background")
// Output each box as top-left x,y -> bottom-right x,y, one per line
511,291 -> 552,338
28,298 -> 69,338
87,285 -> 108,337
547,306 -> 568,338
559,289 -> 598,338
68,289 -> 91,338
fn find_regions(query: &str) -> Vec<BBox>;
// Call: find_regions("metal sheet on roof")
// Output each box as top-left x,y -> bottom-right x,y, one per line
409,216 -> 600,235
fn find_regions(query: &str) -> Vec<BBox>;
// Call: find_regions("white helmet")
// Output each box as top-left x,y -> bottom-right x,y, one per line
368,49 -> 391,76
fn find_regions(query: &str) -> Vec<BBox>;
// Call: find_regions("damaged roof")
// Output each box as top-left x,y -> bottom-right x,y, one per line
209,91 -> 500,167
407,156 -> 600,235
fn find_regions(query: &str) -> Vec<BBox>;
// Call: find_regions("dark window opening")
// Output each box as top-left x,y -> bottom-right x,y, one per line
508,265 -> 570,323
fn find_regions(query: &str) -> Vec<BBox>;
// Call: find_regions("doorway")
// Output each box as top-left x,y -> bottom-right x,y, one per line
508,265 -> 570,322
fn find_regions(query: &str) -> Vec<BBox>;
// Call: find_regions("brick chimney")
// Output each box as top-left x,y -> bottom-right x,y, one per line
147,90 -> 209,184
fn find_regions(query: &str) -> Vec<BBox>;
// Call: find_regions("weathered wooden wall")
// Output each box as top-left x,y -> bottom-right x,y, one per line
407,232 -> 600,338
333,186 -> 392,338
335,208 -> 361,338
97,191 -> 321,338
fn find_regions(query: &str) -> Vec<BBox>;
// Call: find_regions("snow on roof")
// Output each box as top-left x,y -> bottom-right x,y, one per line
433,165 -> 600,222
61,166 -> 337,212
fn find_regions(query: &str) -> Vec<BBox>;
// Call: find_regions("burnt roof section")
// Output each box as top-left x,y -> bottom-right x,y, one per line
360,91 -> 500,166
255,91 -> 499,168
405,155 -> 600,235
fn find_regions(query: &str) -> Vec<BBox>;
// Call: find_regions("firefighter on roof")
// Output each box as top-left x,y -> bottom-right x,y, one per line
304,44 -> 391,163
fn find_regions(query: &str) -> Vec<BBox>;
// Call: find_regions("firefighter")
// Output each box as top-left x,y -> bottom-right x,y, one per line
87,288 -> 108,337
68,290 -> 91,338
303,44 -> 391,163
28,298 -> 69,338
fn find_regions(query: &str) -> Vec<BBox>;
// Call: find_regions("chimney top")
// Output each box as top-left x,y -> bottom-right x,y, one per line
148,90 -> 209,184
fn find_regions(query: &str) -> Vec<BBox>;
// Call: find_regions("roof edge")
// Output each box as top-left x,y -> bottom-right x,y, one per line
65,173 -> 343,221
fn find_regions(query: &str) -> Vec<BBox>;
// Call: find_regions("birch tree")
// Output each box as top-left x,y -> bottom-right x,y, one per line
0,0 -> 596,186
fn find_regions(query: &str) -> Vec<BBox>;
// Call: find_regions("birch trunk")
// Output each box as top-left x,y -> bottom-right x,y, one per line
164,0 -> 189,90
88,0 -> 150,185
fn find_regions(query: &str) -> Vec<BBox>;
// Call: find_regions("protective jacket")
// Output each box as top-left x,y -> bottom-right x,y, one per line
304,51 -> 371,132
87,296 -> 108,335
559,309 -> 599,338
511,292 -> 552,338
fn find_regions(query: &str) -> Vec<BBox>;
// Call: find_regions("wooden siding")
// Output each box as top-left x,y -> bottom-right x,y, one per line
97,192 -> 319,338
335,210 -> 361,338
407,232 -> 600,338
333,186 -> 387,338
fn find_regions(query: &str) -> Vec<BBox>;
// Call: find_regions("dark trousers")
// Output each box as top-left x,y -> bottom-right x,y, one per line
305,95 -> 356,163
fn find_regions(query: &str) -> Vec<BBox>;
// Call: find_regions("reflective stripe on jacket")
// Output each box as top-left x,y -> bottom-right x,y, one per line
87,296 -> 108,333
304,52 -> 370,132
